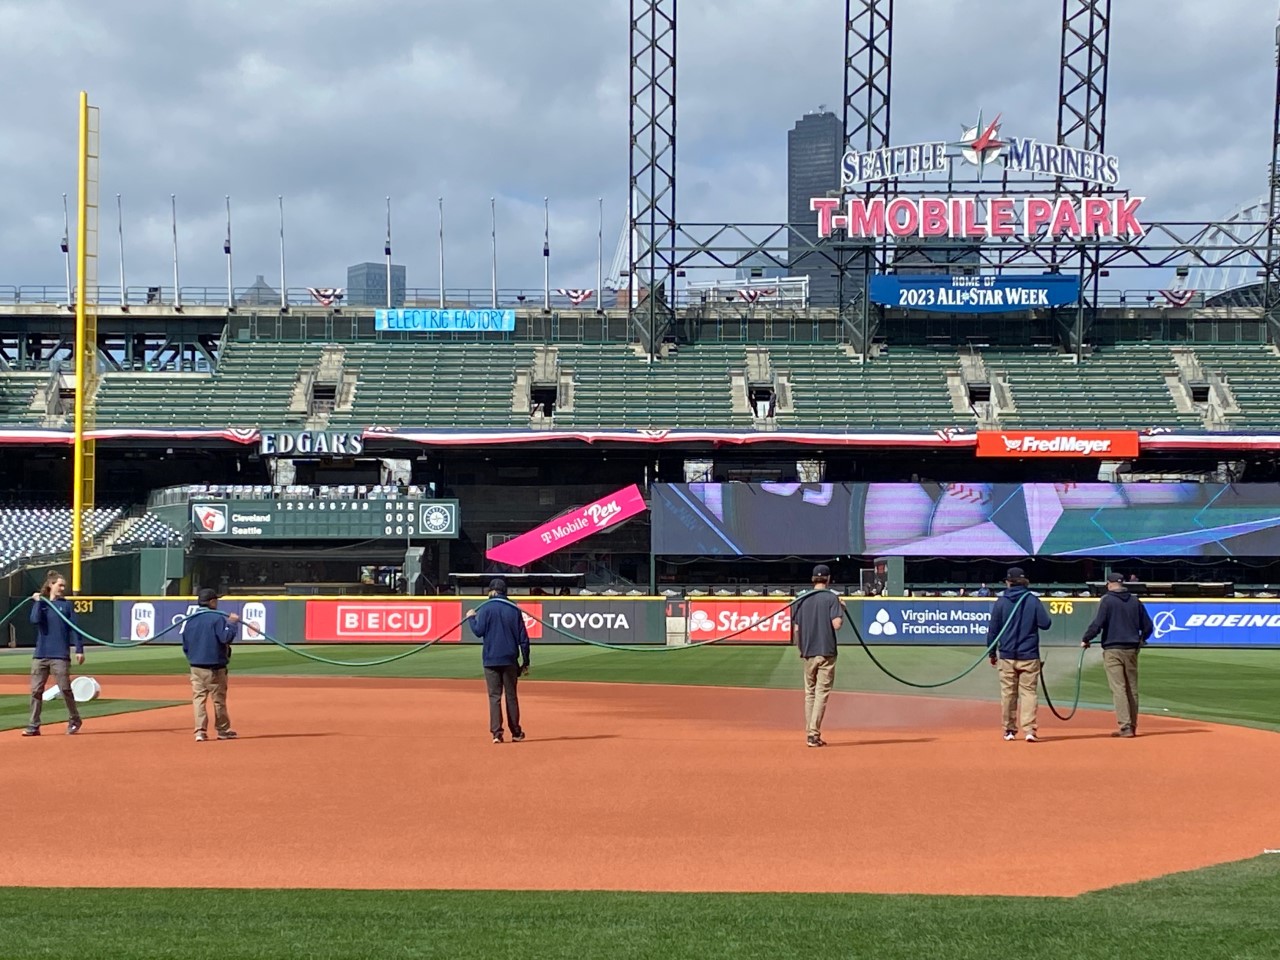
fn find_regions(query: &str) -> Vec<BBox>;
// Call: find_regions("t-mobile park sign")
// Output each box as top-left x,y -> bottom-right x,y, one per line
812,110 -> 1144,240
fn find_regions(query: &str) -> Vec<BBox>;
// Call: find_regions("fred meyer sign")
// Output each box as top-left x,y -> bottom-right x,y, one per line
870,274 -> 1080,312
375,308 -> 516,333
977,431 -> 1140,458
260,431 -> 365,457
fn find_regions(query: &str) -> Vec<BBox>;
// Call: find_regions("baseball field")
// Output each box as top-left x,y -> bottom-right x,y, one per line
1,644 -> 1276,959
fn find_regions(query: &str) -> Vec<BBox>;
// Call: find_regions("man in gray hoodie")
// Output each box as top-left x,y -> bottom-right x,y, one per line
1082,573 -> 1154,738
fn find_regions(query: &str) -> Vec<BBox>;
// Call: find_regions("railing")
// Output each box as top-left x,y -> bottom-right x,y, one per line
0,283 -> 1265,313
148,483 -> 433,509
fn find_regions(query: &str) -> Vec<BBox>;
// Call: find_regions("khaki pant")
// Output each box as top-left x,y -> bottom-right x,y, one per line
998,659 -> 1041,734
191,667 -> 231,735
28,658 -> 81,730
803,655 -> 837,737
1103,648 -> 1140,733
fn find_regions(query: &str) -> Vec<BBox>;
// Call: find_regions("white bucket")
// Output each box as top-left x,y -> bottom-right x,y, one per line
70,676 -> 101,702
41,685 -> 62,702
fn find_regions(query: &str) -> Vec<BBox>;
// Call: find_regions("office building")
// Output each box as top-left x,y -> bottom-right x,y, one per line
347,262 -> 407,308
787,109 -> 842,307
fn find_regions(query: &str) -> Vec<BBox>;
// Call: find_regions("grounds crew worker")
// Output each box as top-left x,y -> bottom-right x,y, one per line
986,567 -> 1052,742
466,579 -> 530,744
23,571 -> 85,736
181,588 -> 240,742
1082,572 -> 1153,738
791,564 -> 843,748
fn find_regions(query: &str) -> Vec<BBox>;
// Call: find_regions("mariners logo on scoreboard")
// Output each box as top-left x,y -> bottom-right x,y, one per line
823,109 -> 1137,241
840,110 -> 1120,187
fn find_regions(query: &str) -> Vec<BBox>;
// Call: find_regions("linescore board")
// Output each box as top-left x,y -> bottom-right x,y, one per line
189,498 -> 460,540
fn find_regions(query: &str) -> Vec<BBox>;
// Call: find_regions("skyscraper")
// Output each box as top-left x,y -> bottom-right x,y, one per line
787,110 -> 842,307
347,262 -> 406,307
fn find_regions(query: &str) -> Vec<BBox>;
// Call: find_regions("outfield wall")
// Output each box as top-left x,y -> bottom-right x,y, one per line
4,595 -> 1279,649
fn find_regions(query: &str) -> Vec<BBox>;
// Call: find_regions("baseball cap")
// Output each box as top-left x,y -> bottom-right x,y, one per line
196,587 -> 219,606
487,578 -> 508,594
1105,572 -> 1125,583
1005,567 -> 1026,581
812,564 -> 831,579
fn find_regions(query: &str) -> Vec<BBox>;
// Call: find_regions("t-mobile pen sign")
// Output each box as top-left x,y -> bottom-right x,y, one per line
486,484 -> 647,567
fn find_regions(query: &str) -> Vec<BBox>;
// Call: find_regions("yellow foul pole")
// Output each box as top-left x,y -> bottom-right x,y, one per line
72,91 -> 98,591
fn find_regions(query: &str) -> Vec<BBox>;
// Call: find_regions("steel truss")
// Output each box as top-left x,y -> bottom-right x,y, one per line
1265,12 -> 1280,341
627,0 -> 677,358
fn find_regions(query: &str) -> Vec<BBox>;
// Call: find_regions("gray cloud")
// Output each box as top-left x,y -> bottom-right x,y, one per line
0,0 -> 1273,298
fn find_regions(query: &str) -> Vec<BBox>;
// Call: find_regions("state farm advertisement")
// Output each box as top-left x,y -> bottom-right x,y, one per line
976,430 -> 1139,458
687,600 -> 794,644
486,484 -> 647,567
305,601 -> 465,643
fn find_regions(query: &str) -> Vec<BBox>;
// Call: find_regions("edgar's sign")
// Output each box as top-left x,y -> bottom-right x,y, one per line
259,431 -> 365,457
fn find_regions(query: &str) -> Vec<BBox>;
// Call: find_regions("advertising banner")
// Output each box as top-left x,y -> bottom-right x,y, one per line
687,599 -> 794,644
118,599 -> 276,644
869,274 -> 1081,313
1145,602 -> 1280,648
652,482 -> 1280,558
302,598 -> 665,645
375,308 -> 516,333
304,600 -> 466,643
486,484 -> 648,567
976,430 -> 1140,458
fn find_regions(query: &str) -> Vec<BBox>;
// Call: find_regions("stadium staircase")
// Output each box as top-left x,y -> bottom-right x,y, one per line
986,344 -> 1202,430
1188,344 -> 1280,428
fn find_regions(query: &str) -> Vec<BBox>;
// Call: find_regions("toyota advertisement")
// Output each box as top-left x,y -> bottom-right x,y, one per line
118,600 -> 276,644
652,482 -> 1280,557
302,599 -> 662,645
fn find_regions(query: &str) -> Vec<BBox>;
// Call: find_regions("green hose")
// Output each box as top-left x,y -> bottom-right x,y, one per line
1040,645 -> 1087,721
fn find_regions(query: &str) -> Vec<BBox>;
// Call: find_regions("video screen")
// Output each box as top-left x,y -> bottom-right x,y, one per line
651,482 -> 1280,557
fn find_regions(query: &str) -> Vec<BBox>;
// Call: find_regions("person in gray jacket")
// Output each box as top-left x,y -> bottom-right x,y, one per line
1082,573 -> 1153,738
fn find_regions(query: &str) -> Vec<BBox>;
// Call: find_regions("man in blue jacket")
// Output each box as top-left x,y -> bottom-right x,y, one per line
1081,572 -> 1154,738
985,567 -> 1052,742
466,579 -> 530,744
181,588 -> 240,742
24,572 -> 85,736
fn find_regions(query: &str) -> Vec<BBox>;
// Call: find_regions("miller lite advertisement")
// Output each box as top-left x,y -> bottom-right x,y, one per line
117,600 -> 277,644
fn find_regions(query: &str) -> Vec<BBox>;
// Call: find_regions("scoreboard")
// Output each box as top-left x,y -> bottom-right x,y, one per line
189,498 -> 460,540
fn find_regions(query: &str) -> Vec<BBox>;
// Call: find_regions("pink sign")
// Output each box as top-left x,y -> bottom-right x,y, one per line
485,484 -> 648,567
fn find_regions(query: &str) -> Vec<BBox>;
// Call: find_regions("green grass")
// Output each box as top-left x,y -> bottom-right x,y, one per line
0,856 -> 1276,959
0,693 -> 182,732
4,644 -> 1277,730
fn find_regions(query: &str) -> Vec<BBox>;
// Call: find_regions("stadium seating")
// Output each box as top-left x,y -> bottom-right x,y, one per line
989,344 -> 1202,430
0,374 -> 49,425
93,340 -> 322,428
1190,344 -> 1280,425
109,513 -> 184,551
769,344 -> 961,431
0,505 -> 124,573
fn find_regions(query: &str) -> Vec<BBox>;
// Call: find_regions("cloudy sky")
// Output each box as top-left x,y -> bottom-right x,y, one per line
0,0 -> 1273,298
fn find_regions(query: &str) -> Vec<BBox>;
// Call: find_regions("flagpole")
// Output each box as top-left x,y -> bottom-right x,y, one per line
542,196 -> 550,312
62,194 -> 71,304
490,197 -> 497,309
116,194 -> 126,307
437,196 -> 445,309
278,195 -> 286,309
171,194 -> 181,309
597,197 -> 604,313
385,195 -> 393,309
224,195 -> 233,308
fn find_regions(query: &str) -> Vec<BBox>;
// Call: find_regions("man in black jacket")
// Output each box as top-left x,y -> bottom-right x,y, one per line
1082,572 -> 1153,738
181,588 -> 240,742
466,579 -> 530,744
985,567 -> 1052,742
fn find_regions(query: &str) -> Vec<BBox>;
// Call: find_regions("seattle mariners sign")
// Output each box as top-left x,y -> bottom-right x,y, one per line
815,110 -> 1143,240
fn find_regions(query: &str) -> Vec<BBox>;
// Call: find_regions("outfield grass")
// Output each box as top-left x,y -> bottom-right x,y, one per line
0,693 -> 182,732
3,643 -> 1277,730
0,856 -> 1276,959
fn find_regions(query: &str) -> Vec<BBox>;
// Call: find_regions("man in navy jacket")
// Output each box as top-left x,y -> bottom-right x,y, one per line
986,567 -> 1052,742
181,588 -> 240,742
466,579 -> 530,744
24,572 -> 85,736
1081,572 -> 1154,737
